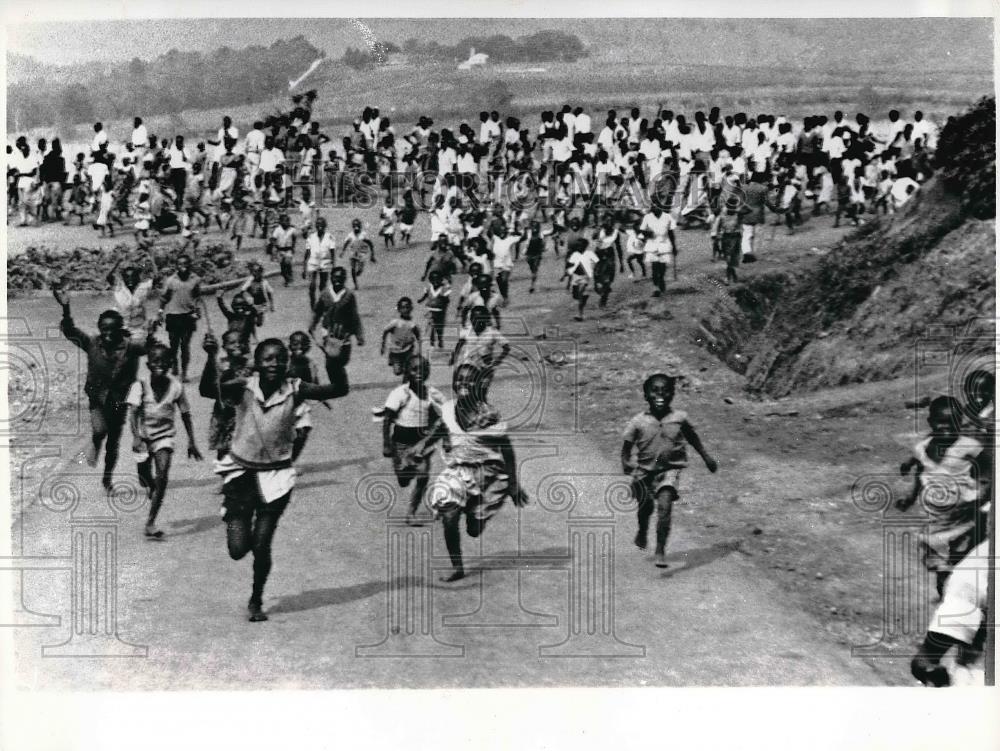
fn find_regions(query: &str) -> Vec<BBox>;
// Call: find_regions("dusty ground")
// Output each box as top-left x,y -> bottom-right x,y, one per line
5,203 -> 938,687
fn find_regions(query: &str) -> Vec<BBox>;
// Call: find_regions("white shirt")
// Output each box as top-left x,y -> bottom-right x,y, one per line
722,124 -> 741,148
639,137 -> 661,162
131,125 -> 148,148
245,129 -> 266,155
574,112 -> 592,134
640,211 -> 676,257
306,231 -> 337,268
168,145 -> 189,170
627,118 -> 642,143
259,147 -> 284,172
86,160 -> 109,189
91,131 -> 108,153
113,278 -> 154,329
567,249 -> 599,279
384,384 -> 445,428
11,150 -> 39,178
562,112 -> 576,140
597,126 -> 616,153
457,152 -> 477,174
480,120 -> 501,143
891,177 -> 920,208
491,235 -> 522,271
552,137 -> 573,163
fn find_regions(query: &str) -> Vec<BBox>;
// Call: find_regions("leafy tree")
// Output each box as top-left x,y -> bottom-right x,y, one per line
935,95 -> 996,219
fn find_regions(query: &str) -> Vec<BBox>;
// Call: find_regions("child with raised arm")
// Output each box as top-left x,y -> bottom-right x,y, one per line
53,284 -> 157,490
208,338 -> 348,622
381,355 -> 445,526
239,262 -> 275,328
200,330 -> 252,462
381,297 -> 422,377
622,374 -> 718,568
417,363 -> 529,581
127,343 -> 203,539
216,290 -> 257,345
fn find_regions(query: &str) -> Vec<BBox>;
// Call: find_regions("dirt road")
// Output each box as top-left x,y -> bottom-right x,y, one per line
6,210 -> 899,687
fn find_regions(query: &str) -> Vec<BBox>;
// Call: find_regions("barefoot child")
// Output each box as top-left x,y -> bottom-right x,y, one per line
54,285 -> 156,490
450,305 -> 511,397
127,343 -> 203,538
417,270 -> 451,349
420,363 -> 529,581
239,262 -> 275,328
621,373 -> 718,568
216,290 -> 257,345
207,338 -> 347,621
399,194 -> 417,247
566,237 -> 599,321
268,213 -> 298,286
896,396 -> 986,596
379,202 -> 397,249
624,219 -> 647,279
380,297 -> 421,377
381,355 -> 445,525
342,218 -> 376,290
199,331 -> 251,461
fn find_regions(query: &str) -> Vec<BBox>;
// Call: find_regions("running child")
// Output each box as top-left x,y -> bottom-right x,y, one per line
381,355 -> 445,525
450,305 -> 511,397
456,261 -> 485,327
399,192 -> 418,247
524,221 -> 550,293
490,224 -> 522,307
341,218 -> 377,291
268,213 -> 298,286
239,262 -> 275,328
711,196 -> 743,285
54,284 -> 157,490
463,273 -> 503,330
207,338 -> 347,622
200,330 -> 252,461
624,218 -> 647,279
379,202 -> 397,249
380,297 -> 422,377
419,363 -> 529,582
896,396 -> 986,596
216,290 -> 258,345
127,343 -> 203,539
417,270 -> 451,349
422,236 -> 459,285
621,373 -> 718,567
565,237 -> 600,321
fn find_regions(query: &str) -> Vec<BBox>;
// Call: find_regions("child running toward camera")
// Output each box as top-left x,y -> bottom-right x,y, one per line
897,395 -> 987,596
381,297 -> 422,377
380,355 -> 445,526
419,363 -> 529,581
206,338 -> 347,622
621,374 -> 718,568
127,343 -> 203,539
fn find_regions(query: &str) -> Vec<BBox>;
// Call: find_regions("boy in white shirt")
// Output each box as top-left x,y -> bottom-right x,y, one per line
640,205 -> 677,297
565,238 -> 600,321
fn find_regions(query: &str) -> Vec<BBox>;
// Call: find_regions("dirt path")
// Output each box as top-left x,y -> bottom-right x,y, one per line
7,210 -> 895,687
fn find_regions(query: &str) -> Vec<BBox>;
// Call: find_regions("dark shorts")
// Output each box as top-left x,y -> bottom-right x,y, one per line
388,349 -> 413,371
221,471 -> 291,523
90,403 -> 127,436
165,313 -> 197,339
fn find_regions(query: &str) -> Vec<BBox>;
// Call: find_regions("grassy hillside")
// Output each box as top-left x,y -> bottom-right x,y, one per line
699,98 -> 996,397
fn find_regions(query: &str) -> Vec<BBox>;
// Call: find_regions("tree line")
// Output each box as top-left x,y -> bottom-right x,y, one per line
341,30 -> 587,68
7,36 -> 324,131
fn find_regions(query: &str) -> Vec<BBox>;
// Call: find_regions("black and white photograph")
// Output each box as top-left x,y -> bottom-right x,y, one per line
1,3 -> 997,748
